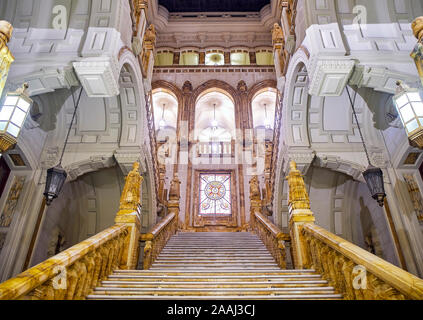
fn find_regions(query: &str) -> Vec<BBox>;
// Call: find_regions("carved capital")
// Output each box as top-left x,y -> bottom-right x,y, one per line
308,58 -> 355,96
73,56 -> 120,98
283,150 -> 316,175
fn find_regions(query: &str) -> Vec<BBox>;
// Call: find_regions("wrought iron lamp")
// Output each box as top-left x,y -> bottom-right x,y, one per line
0,83 -> 33,153
346,87 -> 386,207
392,81 -> 423,148
44,88 -> 83,206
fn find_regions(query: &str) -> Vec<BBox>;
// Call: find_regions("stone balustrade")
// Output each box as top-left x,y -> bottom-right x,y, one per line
251,211 -> 288,269
0,162 -> 143,300
301,224 -> 423,300
141,212 -> 178,270
0,225 -> 128,300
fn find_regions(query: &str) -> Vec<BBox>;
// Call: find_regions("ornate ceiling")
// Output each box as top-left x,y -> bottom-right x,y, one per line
159,0 -> 270,13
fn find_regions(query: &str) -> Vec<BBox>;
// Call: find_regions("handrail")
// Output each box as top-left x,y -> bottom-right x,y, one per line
149,212 -> 176,237
141,212 -> 178,269
0,225 -> 128,300
301,223 -> 423,300
251,211 -> 288,269
0,162 -> 144,300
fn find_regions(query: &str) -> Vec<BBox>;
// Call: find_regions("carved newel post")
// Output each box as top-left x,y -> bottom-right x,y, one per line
411,17 -> 423,86
115,162 -> 143,269
287,161 -> 315,269
0,21 -> 14,98
249,175 -> 261,230
168,173 -> 181,218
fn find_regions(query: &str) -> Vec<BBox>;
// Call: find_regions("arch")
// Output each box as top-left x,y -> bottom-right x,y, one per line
248,80 -> 278,103
247,80 -> 278,130
194,90 -> 236,142
152,80 -> 183,105
188,80 -> 241,133
61,51 -> 148,181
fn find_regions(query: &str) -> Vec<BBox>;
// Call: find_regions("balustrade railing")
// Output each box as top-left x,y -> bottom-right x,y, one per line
251,211 -> 288,269
141,212 -> 178,270
301,224 -> 423,300
287,161 -> 423,300
0,162 -> 143,300
197,140 -> 235,157
0,225 -> 128,300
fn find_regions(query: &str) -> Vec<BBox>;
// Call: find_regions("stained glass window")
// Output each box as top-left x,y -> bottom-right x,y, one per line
199,173 -> 231,215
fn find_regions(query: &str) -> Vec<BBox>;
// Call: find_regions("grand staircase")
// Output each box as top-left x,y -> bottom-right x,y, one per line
86,232 -> 343,300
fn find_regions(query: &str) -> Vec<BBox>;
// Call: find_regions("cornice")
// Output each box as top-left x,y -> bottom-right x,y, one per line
147,0 -> 280,48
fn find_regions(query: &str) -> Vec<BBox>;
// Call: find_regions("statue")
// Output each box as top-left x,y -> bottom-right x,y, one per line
249,176 -> 261,201
169,173 -> 181,201
412,17 -> 423,42
182,81 -> 193,94
119,162 -> 143,211
272,23 -> 284,46
144,24 -> 156,45
411,17 -> 423,87
237,80 -> 248,93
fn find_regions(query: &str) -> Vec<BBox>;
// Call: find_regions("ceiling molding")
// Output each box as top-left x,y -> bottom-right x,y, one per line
147,0 -> 280,48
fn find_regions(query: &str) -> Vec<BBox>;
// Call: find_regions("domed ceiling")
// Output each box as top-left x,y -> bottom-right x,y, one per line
159,0 -> 270,13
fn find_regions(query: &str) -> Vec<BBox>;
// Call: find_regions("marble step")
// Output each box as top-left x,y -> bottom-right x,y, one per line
151,262 -> 279,266
158,253 -> 273,259
100,280 -> 329,288
86,294 -> 343,300
155,258 -> 276,262
92,286 -> 337,296
160,249 -> 270,252
107,275 -> 323,281
113,269 -> 317,275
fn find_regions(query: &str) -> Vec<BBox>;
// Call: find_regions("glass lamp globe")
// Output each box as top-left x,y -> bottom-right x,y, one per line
0,83 -> 33,153
393,81 -> 423,148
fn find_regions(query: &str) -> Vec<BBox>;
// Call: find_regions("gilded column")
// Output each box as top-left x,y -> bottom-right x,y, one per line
287,161 -> 315,269
0,21 -> 14,99
411,17 -> 423,86
115,162 -> 143,269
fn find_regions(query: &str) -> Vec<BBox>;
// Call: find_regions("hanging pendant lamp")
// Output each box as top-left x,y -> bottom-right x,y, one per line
44,88 -> 84,206
346,87 -> 386,207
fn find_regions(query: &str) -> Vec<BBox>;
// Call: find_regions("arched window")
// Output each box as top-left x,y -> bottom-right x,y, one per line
152,89 -> 178,142
205,49 -> 225,66
179,49 -> 200,66
195,89 -> 235,155
251,88 -> 277,140
154,49 -> 174,66
230,49 -> 250,65
256,48 -> 274,66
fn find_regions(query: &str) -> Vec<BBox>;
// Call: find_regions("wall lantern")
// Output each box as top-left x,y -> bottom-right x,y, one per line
346,87 -> 386,207
44,88 -> 83,206
0,83 -> 33,153
393,81 -> 423,149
